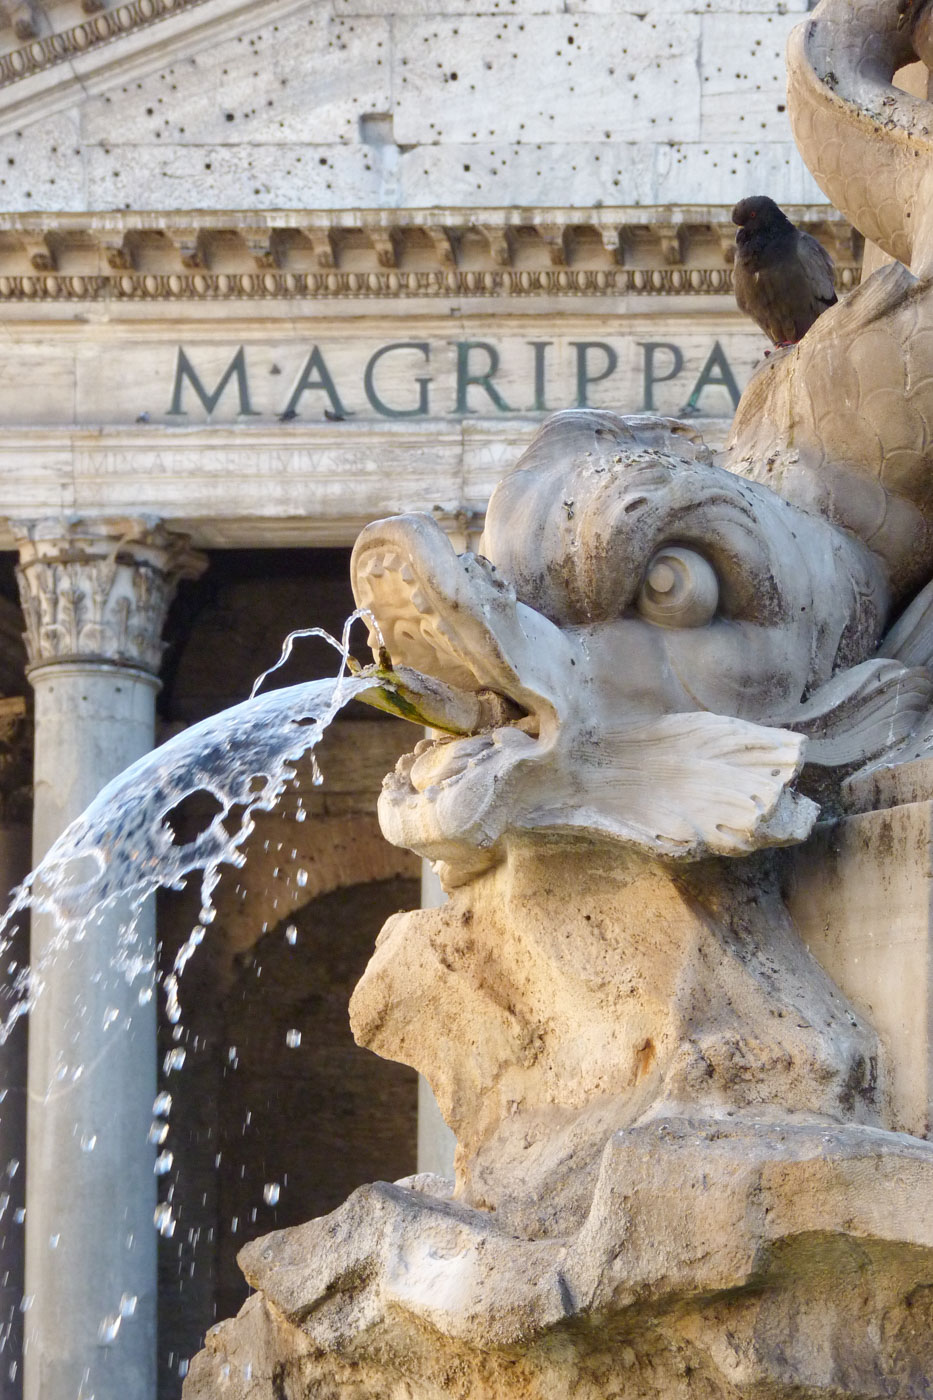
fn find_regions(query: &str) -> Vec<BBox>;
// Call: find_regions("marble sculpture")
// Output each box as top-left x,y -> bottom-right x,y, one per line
186,0 -> 933,1395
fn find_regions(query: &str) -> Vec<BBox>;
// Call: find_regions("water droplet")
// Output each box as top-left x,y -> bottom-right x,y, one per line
97,1313 -> 121,1344
8,1362 -> 16,1381
153,1091 -> 172,1117
230,1216 -> 238,1233
263,1182 -> 280,1206
13,1208 -> 24,1225
119,1293 -> 137,1318
296,869 -> 308,887
243,1363 -> 252,1381
226,1046 -> 238,1069
80,1133 -> 97,1154
137,985 -> 153,1005
285,924 -> 297,945
162,1048 -> 185,1074
178,1359 -> 188,1378
153,1203 -> 175,1238
102,1006 -> 119,1031
6,1158 -> 18,1179
154,1151 -> 174,1176
18,1295 -> 32,1313
48,1233 -> 60,1250
296,805 -> 307,822
285,1029 -> 301,1048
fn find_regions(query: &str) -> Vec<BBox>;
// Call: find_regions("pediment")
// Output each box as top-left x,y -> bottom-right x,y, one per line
0,0 -> 354,142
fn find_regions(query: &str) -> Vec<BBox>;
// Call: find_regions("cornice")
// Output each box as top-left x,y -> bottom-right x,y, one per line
0,207 -> 862,304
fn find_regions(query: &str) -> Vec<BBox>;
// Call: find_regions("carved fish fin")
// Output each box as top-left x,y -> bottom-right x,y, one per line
778,658 -> 933,766
879,575 -> 933,668
564,712 -> 818,859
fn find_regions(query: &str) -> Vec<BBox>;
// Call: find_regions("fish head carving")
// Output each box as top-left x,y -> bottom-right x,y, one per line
351,411 -> 930,886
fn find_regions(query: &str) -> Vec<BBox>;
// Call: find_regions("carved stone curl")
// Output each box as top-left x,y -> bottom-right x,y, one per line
12,517 -> 205,676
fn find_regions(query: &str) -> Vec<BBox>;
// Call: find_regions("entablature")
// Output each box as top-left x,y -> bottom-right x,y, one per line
0,206 -> 861,307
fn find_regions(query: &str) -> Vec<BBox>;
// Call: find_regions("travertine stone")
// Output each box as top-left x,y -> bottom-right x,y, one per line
785,800 -> 933,1139
725,261 -> 933,602
0,0 -> 822,212
187,1121 -> 933,1400
787,0 -> 933,276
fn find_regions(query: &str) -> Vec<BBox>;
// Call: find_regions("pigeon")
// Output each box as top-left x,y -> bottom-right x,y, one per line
731,195 -> 837,347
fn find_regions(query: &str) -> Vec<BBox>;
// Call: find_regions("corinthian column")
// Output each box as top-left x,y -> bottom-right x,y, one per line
12,518 -> 205,1400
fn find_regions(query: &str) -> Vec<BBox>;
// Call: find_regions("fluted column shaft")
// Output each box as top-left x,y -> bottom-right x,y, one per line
13,518 -> 204,1400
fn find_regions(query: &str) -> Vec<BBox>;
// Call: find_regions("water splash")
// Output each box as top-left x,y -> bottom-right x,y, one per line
0,615 -> 381,1040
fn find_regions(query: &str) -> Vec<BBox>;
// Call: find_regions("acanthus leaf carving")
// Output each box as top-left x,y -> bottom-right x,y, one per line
12,517 -> 205,675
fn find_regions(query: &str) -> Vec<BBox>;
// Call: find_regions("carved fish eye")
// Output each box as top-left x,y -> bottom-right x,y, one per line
636,546 -> 719,628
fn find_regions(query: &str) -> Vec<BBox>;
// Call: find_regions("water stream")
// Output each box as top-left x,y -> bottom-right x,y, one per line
0,608 -> 467,1385
0,616 -> 386,1040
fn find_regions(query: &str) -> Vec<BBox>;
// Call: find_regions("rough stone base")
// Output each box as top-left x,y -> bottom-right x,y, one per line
184,1119 -> 933,1400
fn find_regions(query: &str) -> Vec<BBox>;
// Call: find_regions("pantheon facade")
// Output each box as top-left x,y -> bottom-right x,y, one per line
0,1 -> 867,1398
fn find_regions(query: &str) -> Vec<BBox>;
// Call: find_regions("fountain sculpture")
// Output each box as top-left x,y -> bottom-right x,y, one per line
184,0 -> 933,1395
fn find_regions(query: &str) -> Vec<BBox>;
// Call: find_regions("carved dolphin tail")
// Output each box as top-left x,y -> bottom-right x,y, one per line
787,0 -> 933,277
725,0 -> 933,610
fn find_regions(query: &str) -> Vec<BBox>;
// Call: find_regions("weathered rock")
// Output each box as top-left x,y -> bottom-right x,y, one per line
350,844 -> 883,1236
186,1120 -> 933,1400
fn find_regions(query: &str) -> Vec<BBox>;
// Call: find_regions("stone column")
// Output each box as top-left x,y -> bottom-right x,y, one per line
0,701 -> 34,1400
12,519 -> 204,1400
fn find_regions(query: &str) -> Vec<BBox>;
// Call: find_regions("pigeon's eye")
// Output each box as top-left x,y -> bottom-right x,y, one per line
636,547 -> 719,628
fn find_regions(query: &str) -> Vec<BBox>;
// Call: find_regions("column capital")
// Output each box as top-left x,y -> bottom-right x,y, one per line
11,516 -> 206,676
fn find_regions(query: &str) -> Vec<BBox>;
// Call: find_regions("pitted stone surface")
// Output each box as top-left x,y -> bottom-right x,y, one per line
0,0 -> 823,211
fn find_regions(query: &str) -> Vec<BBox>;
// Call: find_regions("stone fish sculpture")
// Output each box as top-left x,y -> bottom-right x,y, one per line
185,1 -> 933,1396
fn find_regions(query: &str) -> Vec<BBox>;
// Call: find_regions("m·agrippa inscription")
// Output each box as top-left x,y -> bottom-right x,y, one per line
165,338 -> 746,422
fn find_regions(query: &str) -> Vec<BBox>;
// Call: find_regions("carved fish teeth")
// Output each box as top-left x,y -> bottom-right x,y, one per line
383,552 -> 401,572
365,557 -> 385,578
411,589 -> 431,614
400,564 -> 415,583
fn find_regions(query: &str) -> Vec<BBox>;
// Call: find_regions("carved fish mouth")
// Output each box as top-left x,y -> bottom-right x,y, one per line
350,515 -> 567,819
